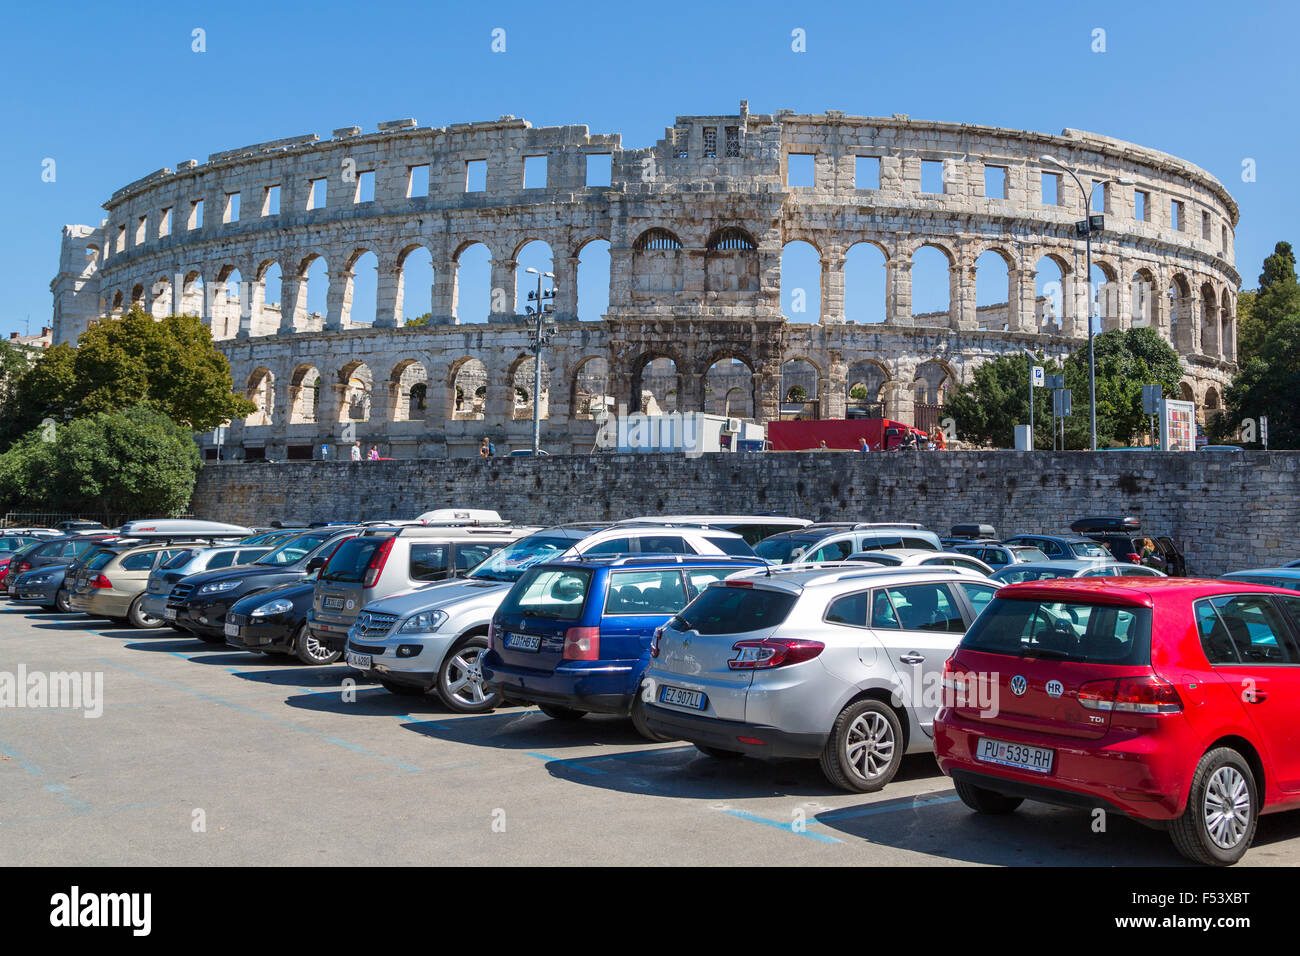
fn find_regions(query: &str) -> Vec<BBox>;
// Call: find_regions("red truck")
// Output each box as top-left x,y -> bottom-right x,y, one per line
766,418 -> 933,452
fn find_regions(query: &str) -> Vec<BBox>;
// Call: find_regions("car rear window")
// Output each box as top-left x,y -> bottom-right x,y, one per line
959,597 -> 1152,665
670,585 -> 797,635
703,536 -> 755,557
255,533 -> 331,566
605,570 -> 688,615
322,538 -> 387,583
162,551 -> 194,570
1070,542 -> 1112,559
995,567 -> 1068,584
86,551 -> 115,571
469,534 -> 578,583
120,551 -> 158,571
499,567 -> 592,621
753,536 -> 818,564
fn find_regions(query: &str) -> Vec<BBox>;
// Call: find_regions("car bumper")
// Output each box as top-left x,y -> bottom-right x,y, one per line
344,632 -> 459,684
225,616 -> 297,651
309,612 -> 355,650
170,599 -> 235,637
933,710 -> 1192,821
11,582 -> 60,605
482,655 -> 641,715
641,702 -> 826,758
140,593 -> 171,620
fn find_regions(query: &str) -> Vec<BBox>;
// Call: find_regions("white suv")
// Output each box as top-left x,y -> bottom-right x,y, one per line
641,563 -> 998,792
754,522 -> 942,565
343,523 -> 756,712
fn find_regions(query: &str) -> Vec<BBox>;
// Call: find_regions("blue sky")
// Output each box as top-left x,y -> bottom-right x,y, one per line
2,0 -> 1296,337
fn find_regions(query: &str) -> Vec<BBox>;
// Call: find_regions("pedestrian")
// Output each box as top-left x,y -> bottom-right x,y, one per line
350,441 -> 361,462
479,437 -> 490,458
1140,538 -> 1168,572
858,437 -> 871,453
367,445 -> 379,461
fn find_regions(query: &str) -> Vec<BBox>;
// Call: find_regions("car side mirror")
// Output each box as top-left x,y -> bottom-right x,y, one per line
305,557 -> 325,573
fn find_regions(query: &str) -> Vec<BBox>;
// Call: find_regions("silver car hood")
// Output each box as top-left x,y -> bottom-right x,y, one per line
359,577 -> 512,617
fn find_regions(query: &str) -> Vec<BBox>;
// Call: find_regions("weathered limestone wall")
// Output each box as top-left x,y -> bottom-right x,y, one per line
189,452 -> 1299,576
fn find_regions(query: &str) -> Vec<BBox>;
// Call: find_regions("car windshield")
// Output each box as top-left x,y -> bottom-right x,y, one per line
468,535 -> 578,583
254,533 -> 331,566
498,566 -> 592,621
959,597 -> 1152,665
671,585 -> 798,635
753,535 -> 820,563
1070,542 -> 1112,559
993,567 -> 1069,584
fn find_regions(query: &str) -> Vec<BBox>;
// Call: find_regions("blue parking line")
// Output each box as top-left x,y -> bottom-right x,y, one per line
723,808 -> 844,844
0,740 -> 92,813
817,792 -> 961,822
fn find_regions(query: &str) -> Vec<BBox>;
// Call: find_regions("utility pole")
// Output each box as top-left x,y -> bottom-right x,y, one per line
524,268 -> 556,456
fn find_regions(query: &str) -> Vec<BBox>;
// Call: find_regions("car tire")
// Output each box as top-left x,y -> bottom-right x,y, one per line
537,703 -> 586,721
1169,747 -> 1258,866
630,695 -> 674,742
127,595 -> 165,629
954,778 -> 1024,814
695,744 -> 744,760
379,679 -> 426,697
293,624 -> 340,666
436,636 -> 501,714
819,698 -> 904,793
54,589 -> 72,613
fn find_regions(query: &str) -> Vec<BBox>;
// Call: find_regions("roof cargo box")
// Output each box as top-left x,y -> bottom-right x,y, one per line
1070,516 -> 1141,534
950,523 -> 996,540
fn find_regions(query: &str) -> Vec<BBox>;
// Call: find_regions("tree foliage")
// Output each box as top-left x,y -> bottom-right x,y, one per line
945,352 -> 1060,449
0,405 -> 201,517
1235,242 -> 1300,367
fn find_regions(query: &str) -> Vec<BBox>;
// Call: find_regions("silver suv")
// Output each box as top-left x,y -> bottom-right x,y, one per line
754,523 -> 942,565
641,564 -> 999,792
344,523 -> 756,712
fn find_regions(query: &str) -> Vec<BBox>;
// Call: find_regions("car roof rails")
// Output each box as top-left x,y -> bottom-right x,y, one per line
728,562 -> 979,589
557,554 -> 766,568
851,522 -> 927,531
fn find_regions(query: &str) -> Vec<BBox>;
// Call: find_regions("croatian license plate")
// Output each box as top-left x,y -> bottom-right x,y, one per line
976,737 -> 1054,774
224,622 -> 239,638
346,652 -> 372,670
659,685 -> 706,710
323,596 -> 345,610
164,607 -> 177,620
505,632 -> 541,652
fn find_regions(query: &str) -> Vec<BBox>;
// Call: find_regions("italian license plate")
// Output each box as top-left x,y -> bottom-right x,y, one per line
164,607 -> 177,620
323,596 -> 345,610
505,632 -> 541,652
659,685 -> 706,710
346,652 -> 372,670
976,737 -> 1054,774
224,622 -> 240,638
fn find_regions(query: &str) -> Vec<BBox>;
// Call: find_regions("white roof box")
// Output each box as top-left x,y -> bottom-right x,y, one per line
117,519 -> 253,538
415,509 -> 507,527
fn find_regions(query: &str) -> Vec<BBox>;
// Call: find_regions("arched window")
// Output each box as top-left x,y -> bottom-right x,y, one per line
634,228 -> 682,251
707,227 -> 757,251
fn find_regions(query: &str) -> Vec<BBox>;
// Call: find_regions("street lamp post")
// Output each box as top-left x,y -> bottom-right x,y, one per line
523,267 -> 556,456
1040,155 -> 1134,451
1021,346 -> 1038,449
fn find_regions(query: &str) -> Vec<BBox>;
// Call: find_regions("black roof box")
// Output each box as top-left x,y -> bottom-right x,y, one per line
950,523 -> 996,540
1070,516 -> 1141,533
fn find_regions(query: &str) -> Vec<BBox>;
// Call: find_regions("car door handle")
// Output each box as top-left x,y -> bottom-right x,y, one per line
899,653 -> 925,665
1248,691 -> 1269,704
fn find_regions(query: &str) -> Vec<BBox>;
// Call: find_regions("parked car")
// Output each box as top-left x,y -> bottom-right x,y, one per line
224,579 -> 321,662
67,543 -> 198,626
139,544 -> 273,623
1069,516 -> 1188,576
754,523 -> 942,564
167,528 -> 361,648
952,543 -> 1049,570
307,525 -> 531,649
615,515 -> 811,547
934,577 -> 1300,865
0,534 -> 50,582
639,564 -> 999,791
2,535 -> 121,596
482,554 -> 766,737
341,523 -> 756,711
1000,533 -> 1113,562
847,549 -> 995,576
1219,568 -> 1300,592
992,559 -> 1167,584
235,529 -> 302,547
9,543 -> 121,612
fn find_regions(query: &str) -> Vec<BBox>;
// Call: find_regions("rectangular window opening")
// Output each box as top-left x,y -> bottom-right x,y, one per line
787,152 -> 815,188
523,154 -> 547,189
585,153 -> 612,187
984,165 -> 1007,199
465,159 -> 487,192
355,170 -> 375,203
855,156 -> 880,190
307,178 -> 327,210
921,160 -> 944,194
1041,172 -> 1060,206
408,164 -> 430,198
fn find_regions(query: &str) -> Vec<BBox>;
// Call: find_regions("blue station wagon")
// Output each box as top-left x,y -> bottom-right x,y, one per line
482,554 -> 765,738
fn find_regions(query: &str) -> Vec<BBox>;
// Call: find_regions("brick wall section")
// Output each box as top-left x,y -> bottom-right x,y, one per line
190,452 -> 1300,576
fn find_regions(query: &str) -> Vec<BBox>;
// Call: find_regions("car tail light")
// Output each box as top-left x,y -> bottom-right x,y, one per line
1078,676 -> 1182,714
17,562 -> 30,573
362,537 -> 394,589
728,638 -> 824,670
650,626 -> 664,659
91,574 -> 112,589
562,626 -> 600,661
1126,552 -> 1141,564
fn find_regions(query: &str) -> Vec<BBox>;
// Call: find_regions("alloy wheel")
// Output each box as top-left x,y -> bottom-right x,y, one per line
1203,766 -> 1251,849
844,711 -> 896,781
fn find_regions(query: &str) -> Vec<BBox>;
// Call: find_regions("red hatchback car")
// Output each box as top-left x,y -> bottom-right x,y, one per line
935,577 -> 1300,865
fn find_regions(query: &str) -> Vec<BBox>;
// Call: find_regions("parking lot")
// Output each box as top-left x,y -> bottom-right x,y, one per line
6,604 -> 1300,867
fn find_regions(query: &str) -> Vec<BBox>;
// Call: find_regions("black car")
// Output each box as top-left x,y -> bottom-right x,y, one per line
1068,516 -> 1188,576
3,535 -> 120,596
166,528 -> 360,644
223,579 -> 330,664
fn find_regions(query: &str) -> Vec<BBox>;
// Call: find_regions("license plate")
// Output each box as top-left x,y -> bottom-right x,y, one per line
224,622 -> 240,638
976,737 -> 1054,774
659,685 -> 706,710
323,596 -> 345,610
505,632 -> 541,652
164,607 -> 177,620
346,652 -> 372,670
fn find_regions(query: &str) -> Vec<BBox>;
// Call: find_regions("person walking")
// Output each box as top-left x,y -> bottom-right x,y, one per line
479,437 -> 491,458
367,445 -> 379,461
350,441 -> 361,462
858,437 -> 871,453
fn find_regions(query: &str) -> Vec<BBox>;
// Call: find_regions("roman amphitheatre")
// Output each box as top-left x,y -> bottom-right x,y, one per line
50,101 -> 1239,457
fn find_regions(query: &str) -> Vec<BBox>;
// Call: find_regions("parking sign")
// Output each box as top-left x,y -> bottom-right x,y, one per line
1031,366 -> 1044,388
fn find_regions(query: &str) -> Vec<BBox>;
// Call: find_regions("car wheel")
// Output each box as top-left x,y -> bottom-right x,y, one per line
293,624 -> 340,665
630,694 -> 674,742
954,778 -> 1024,814
127,595 -> 165,629
695,744 -> 744,760
379,679 -> 426,697
54,589 -> 72,613
1170,748 -> 1258,866
436,636 -> 501,714
819,698 -> 904,793
537,703 -> 586,721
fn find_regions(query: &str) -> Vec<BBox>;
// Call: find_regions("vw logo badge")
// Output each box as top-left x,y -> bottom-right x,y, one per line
1010,675 -> 1028,696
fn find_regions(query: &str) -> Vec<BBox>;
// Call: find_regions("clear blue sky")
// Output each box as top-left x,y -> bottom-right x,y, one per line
2,0 -> 1296,337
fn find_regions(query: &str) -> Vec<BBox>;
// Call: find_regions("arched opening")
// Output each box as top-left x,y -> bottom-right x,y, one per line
846,360 -> 889,418
397,245 -> 435,324
1131,268 -> 1157,329
780,358 -> 820,419
150,275 -> 172,318
703,358 -> 755,418
449,358 -> 488,420
781,240 -> 821,322
219,269 -> 242,338
179,271 -> 204,317
301,254 -> 329,331
844,241 -> 887,324
289,364 -> 320,424
631,228 -> 684,297
634,357 -> 679,414
510,356 -> 550,420
1034,256 -> 1066,332
515,240 -> 555,320
1168,276 -> 1193,353
1221,289 -> 1234,361
257,260 -> 283,334
345,250 -> 379,326
131,282 -> 145,309
453,242 -> 492,323
1092,262 -> 1119,332
704,227 -> 759,294
111,290 -> 124,313
338,362 -> 372,422
245,368 -> 274,427
571,356 -> 612,420
912,360 -> 953,432
1201,283 -> 1220,355
576,238 -> 611,320
389,360 -> 428,422
911,244 -> 952,324
974,249 -> 1012,331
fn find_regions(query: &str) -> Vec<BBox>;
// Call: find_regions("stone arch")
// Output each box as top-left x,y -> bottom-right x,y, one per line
780,357 -> 820,418
111,289 -> 124,312
244,367 -> 275,427
704,226 -> 760,294
509,354 -> 550,420
701,352 -> 757,418
180,269 -> 204,317
1034,253 -> 1069,332
844,240 -> 889,324
631,352 -> 684,413
1201,282 -> 1220,356
389,359 -> 428,422
452,240 -> 492,323
1091,259 -> 1121,331
254,258 -> 283,334
515,240 -> 555,319
288,363 -> 321,424
1131,266 -> 1158,329
574,235 -> 611,322
631,227 -> 684,296
1168,274 -> 1194,354
342,248 -> 380,326
571,355 -> 612,420
847,358 -> 890,412
148,275 -> 172,318
448,356 -> 487,420
781,240 -> 821,322
912,359 -> 955,405
1221,288 -> 1235,361
395,243 -> 436,324
337,360 -> 372,423
973,247 -> 1014,331
910,243 -> 953,324
294,252 -> 330,332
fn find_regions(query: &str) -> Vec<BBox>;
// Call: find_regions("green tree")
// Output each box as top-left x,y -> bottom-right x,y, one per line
0,339 -> 38,408
0,405 -> 201,517
1062,327 -> 1183,448
1,309 -> 254,447
1236,242 -> 1300,366
945,352 -> 1059,449
405,312 -> 432,327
